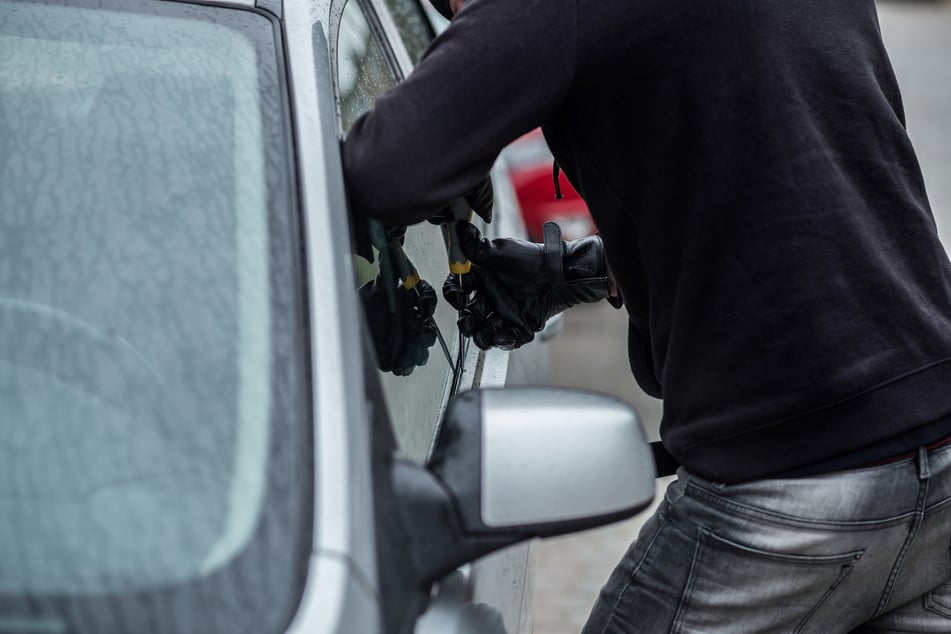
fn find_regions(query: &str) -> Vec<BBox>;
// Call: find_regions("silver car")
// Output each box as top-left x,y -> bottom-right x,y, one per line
0,0 -> 655,631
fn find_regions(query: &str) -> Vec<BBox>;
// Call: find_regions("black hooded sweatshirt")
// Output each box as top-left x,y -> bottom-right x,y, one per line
342,0 -> 951,482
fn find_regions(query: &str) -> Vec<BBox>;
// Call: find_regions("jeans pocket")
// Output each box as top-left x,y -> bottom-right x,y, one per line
672,528 -> 863,634
925,581 -> 951,619
923,543 -> 951,619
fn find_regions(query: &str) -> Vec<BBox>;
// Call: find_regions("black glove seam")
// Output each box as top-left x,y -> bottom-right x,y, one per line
542,222 -> 566,287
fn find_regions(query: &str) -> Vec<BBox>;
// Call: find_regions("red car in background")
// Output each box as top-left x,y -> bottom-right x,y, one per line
502,128 -> 597,242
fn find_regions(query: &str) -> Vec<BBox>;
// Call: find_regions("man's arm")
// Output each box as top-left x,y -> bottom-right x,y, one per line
342,0 -> 579,225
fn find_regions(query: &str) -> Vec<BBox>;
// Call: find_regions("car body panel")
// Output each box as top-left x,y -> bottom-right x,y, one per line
283,1 -> 543,631
282,6 -> 381,631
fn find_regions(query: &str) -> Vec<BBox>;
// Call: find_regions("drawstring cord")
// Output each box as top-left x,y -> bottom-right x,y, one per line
552,160 -> 564,200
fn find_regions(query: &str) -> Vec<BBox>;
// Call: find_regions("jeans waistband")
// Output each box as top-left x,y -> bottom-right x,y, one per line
862,431 -> 951,468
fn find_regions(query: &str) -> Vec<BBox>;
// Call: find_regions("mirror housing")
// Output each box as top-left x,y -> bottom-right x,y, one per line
392,387 -> 655,585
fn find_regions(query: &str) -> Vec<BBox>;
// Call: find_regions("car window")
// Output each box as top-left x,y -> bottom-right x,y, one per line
0,0 -> 309,631
337,0 -> 462,462
337,0 -> 397,131
380,0 -> 434,65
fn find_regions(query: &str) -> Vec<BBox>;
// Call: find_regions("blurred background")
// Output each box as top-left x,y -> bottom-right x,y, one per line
528,1 -> 951,631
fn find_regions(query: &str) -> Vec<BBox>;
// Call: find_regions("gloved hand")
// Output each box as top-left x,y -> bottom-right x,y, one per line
460,175 -> 494,225
428,175 -> 494,225
360,277 -> 439,376
445,221 -> 614,350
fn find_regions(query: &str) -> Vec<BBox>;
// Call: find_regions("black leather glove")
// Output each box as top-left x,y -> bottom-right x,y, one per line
428,175 -> 494,225
446,221 -> 613,350
461,176 -> 493,225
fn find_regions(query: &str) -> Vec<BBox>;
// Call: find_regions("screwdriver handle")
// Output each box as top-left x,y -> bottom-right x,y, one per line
394,244 -> 421,290
442,198 -> 473,275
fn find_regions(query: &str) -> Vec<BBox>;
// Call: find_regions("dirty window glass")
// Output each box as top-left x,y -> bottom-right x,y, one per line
337,1 -> 396,131
337,0 -> 460,461
0,0 -> 309,632
381,0 -> 434,65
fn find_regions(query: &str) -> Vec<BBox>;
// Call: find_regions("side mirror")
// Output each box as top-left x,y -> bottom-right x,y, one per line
392,387 -> 654,586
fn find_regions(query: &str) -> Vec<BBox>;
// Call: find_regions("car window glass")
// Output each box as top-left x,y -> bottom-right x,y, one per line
380,0 -> 434,65
337,0 -> 461,462
337,0 -> 395,131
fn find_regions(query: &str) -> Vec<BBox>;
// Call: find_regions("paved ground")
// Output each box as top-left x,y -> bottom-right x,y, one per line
531,302 -> 670,634
530,2 -> 951,632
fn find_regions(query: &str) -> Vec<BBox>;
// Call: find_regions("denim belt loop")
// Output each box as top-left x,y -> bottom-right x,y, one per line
666,469 -> 689,504
917,446 -> 931,481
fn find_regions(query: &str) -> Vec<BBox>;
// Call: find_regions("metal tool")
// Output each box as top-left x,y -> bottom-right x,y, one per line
393,242 -> 454,368
439,198 -> 475,392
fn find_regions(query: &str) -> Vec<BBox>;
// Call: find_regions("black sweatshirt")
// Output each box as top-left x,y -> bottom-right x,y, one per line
343,0 -> 951,482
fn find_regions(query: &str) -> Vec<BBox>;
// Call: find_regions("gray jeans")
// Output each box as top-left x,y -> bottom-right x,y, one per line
581,444 -> 951,633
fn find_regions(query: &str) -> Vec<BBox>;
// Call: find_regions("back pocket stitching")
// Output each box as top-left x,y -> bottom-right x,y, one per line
794,563 -> 856,633
670,529 -> 706,634
924,593 -> 951,620
923,543 -> 951,620
672,528 -> 864,634
701,529 -> 865,565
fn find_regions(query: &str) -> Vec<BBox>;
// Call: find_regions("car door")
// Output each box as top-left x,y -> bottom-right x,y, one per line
331,1 -> 536,632
335,0 -> 466,463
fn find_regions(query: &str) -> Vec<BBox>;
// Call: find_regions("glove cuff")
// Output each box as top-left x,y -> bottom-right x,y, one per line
563,234 -> 608,283
567,232 -> 624,308
542,221 -> 613,307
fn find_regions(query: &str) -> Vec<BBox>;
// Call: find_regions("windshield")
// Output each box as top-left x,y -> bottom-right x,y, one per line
0,0 -> 309,631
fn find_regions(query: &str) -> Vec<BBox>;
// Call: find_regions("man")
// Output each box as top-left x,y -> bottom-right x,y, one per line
343,0 -> 951,630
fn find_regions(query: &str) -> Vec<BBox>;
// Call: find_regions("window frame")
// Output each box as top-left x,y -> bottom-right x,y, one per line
331,0 -> 469,463
375,0 -> 435,65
